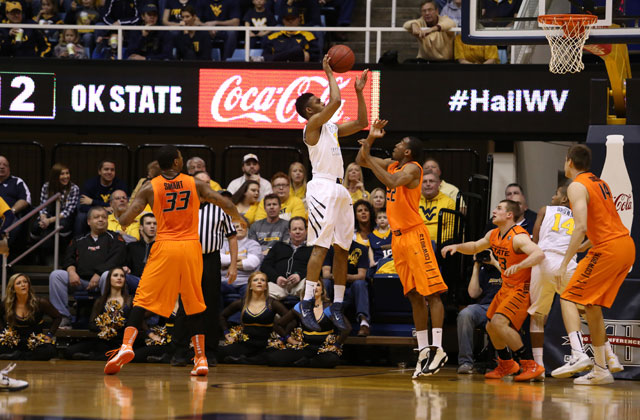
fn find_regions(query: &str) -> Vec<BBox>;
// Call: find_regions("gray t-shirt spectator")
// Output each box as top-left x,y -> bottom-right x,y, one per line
248,218 -> 290,254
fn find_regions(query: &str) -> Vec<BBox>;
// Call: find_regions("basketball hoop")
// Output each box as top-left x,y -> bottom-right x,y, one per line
538,14 -> 598,74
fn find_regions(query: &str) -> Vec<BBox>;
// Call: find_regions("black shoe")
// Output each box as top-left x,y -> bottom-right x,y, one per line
0,352 -> 21,361
71,352 -> 91,361
296,299 -> 321,332
170,353 -> 188,367
223,355 -> 247,364
293,357 -> 310,368
206,352 -> 217,367
325,302 -> 348,331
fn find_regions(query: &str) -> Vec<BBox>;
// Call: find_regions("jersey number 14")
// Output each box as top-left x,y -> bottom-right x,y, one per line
551,213 -> 574,235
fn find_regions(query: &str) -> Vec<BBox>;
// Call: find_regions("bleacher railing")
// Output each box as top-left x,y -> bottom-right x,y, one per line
1,192 -> 61,298
0,20 -> 461,64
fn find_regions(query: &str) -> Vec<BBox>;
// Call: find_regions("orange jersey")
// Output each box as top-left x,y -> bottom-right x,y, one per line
490,225 -> 531,287
151,173 -> 201,241
574,172 -> 629,246
386,161 -> 424,231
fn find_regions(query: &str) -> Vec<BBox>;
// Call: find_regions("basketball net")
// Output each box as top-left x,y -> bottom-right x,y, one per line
538,14 -> 598,74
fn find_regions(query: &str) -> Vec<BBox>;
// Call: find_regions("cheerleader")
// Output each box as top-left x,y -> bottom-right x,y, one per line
267,280 -> 350,368
0,273 -> 61,360
218,271 -> 288,364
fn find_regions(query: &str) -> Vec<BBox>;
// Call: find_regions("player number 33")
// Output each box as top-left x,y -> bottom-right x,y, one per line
164,191 -> 191,212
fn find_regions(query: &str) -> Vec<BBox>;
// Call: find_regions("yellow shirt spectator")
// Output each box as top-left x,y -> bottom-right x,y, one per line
209,179 -> 222,191
254,195 -> 307,222
419,191 -> 455,240
454,34 -> 499,64
108,213 -> 141,241
243,203 -> 261,225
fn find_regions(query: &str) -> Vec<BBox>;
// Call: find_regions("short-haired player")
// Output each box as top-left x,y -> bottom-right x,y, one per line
442,200 -> 546,381
294,55 -> 369,331
356,121 -> 449,377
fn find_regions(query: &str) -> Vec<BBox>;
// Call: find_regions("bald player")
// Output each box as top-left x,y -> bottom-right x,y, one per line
556,144 -> 635,385
104,145 -> 243,377
356,121 -> 448,378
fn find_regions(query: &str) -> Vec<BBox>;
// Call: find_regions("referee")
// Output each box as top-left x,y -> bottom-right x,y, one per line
172,171 -> 238,366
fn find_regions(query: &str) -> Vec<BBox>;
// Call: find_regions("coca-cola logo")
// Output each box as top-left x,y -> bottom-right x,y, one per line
615,193 -> 633,212
198,69 -> 380,129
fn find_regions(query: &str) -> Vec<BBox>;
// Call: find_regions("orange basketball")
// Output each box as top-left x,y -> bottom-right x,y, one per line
327,44 -> 355,73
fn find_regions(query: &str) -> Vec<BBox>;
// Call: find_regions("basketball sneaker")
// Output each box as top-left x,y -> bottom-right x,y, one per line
514,360 -> 545,382
551,352 -> 593,378
191,357 -> 209,377
424,346 -> 448,376
325,302 -> 348,331
484,358 -> 520,379
574,365 -> 614,385
413,347 -> 432,379
104,344 -> 135,375
0,364 -> 27,392
296,299 -> 321,332
606,353 -> 624,373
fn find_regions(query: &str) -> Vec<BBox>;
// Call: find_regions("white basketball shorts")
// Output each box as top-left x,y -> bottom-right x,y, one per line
306,177 -> 354,250
528,251 -> 577,316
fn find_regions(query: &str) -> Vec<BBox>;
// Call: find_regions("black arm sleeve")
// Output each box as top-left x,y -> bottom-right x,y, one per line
38,298 -> 62,335
274,309 -> 299,337
219,299 -> 243,331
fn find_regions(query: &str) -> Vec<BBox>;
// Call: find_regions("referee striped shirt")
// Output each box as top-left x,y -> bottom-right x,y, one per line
198,203 -> 236,254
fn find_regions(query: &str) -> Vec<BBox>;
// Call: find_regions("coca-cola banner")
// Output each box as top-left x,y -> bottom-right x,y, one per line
587,125 -> 640,277
198,69 -> 380,129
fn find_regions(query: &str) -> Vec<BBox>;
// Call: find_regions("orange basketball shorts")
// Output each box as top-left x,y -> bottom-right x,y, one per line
561,235 -> 635,308
487,281 -> 530,330
133,240 -> 205,317
391,224 -> 448,296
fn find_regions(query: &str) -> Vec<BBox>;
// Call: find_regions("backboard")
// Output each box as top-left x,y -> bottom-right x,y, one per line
462,0 -> 640,45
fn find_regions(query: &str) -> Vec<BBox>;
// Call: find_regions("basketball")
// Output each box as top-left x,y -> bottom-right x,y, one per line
327,44 -> 355,73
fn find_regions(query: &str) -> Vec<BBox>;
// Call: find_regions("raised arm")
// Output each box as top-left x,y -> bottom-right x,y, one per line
356,119 -> 393,171
337,69 -> 369,137
441,231 -> 492,258
305,55 -> 342,145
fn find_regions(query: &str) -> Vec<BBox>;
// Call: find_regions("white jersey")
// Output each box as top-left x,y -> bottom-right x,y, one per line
538,205 -> 575,255
303,122 -> 344,179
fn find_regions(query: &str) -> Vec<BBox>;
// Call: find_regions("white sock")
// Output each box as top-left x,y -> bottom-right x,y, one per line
532,347 -> 544,367
333,285 -> 346,303
360,318 -> 370,327
416,330 -> 429,351
593,345 -> 606,369
604,340 -> 614,358
303,280 -> 316,300
432,328 -> 443,348
569,331 -> 584,354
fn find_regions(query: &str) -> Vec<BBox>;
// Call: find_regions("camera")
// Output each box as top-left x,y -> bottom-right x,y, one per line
475,250 -> 492,263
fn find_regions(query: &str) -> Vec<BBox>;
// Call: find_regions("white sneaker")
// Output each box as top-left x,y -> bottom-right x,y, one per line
606,353 -> 624,373
551,352 -> 594,378
413,347 -> 431,379
0,364 -> 28,392
424,346 -> 448,376
574,365 -> 614,385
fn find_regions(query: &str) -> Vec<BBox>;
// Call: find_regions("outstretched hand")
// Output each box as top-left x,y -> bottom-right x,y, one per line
440,245 -> 458,258
355,69 -> 369,92
368,119 -> 388,139
322,54 -> 333,77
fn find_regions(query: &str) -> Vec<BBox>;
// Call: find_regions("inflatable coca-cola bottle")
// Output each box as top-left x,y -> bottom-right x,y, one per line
600,134 -> 634,232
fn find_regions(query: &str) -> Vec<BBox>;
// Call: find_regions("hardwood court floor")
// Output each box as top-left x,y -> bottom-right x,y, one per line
1,361 -> 639,419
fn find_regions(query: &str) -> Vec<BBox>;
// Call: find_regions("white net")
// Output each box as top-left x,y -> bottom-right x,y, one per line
538,15 -> 598,74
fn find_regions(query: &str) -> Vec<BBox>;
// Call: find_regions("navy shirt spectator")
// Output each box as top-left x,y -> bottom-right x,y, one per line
200,0 -> 240,60
102,0 -> 140,25
243,0 -> 275,47
175,5 -> 212,60
274,0 -> 319,26
162,0 -> 199,25
126,3 -> 173,60
31,0 -> 63,49
0,2 -> 51,57
64,0 -> 101,50
322,241 -> 371,336
262,6 -> 319,62
0,156 -> 31,247
482,0 -> 522,27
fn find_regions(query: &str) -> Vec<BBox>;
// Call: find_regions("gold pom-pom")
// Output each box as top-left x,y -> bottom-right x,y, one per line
267,332 -> 286,350
223,325 -> 249,345
318,334 -> 342,356
145,325 -> 171,346
285,328 -> 308,350
0,328 -> 19,348
27,333 -> 50,351
95,300 -> 126,340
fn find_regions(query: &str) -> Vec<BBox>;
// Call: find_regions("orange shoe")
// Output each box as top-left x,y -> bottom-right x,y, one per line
191,357 -> 209,376
104,345 -> 135,375
485,358 -> 520,379
514,360 -> 545,382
